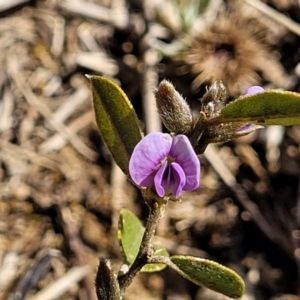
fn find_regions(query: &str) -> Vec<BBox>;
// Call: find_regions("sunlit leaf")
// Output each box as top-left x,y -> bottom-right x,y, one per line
170,255 -> 245,299
221,90 -> 300,126
88,75 -> 143,174
141,244 -> 169,272
118,209 -> 144,265
118,209 -> 169,272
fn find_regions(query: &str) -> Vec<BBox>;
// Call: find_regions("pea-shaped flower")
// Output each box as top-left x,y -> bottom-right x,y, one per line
129,132 -> 200,198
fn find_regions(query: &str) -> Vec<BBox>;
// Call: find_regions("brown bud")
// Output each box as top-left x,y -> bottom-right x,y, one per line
95,257 -> 121,300
201,81 -> 227,118
154,80 -> 193,134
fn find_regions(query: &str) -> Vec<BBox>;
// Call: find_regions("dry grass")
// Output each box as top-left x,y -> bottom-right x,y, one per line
1,1 -> 300,299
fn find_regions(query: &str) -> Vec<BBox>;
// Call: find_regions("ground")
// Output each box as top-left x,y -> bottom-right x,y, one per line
0,0 -> 300,299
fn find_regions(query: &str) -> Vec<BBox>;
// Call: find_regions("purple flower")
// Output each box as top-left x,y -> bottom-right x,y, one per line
129,132 -> 200,198
245,86 -> 264,95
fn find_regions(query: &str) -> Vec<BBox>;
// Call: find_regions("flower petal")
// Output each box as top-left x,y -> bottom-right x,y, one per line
154,161 -> 168,197
168,162 -> 186,197
245,86 -> 264,95
129,132 -> 172,187
169,135 -> 200,191
154,162 -> 186,198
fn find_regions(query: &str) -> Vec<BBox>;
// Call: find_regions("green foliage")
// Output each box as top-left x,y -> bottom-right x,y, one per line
170,256 -> 245,299
88,76 -> 143,175
176,0 -> 211,31
91,78 -> 300,299
118,208 -> 145,265
118,209 -> 168,272
221,90 -> 300,126
141,244 -> 168,272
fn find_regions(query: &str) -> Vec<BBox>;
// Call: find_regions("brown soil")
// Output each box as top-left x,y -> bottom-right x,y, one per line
0,0 -> 300,299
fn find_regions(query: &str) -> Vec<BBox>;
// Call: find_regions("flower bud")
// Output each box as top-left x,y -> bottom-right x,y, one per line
154,80 -> 193,134
245,86 -> 264,95
201,81 -> 227,118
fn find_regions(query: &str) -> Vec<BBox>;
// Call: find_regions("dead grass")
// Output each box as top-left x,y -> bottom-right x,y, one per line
0,1 -> 300,299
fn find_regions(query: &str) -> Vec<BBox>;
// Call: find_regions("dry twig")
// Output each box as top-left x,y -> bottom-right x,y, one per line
7,56 -> 98,161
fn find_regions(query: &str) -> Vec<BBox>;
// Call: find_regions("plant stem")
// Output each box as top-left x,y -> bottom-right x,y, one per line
118,200 -> 165,295
149,255 -> 197,284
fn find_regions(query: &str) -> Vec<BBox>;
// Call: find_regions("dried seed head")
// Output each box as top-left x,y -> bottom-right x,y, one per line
175,6 -> 293,96
154,80 -> 193,134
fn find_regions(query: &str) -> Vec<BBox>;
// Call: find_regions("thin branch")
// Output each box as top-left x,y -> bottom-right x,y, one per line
28,265 -> 91,300
142,49 -> 162,134
0,0 -> 29,11
149,256 -> 191,283
7,56 -> 98,161
244,0 -> 300,37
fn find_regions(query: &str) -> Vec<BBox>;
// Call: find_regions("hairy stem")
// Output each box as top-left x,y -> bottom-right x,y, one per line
118,200 -> 165,295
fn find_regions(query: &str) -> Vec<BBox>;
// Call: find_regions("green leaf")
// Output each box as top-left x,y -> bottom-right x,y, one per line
170,255 -> 245,299
95,257 -> 121,300
118,209 -> 169,272
88,75 -> 143,175
221,90 -> 300,126
118,208 -> 144,265
141,244 -> 169,272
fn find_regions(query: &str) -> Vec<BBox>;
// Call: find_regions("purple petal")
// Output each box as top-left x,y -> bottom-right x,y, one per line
245,86 -> 264,95
168,162 -> 186,197
154,161 -> 168,197
169,135 -> 200,191
237,123 -> 257,134
154,162 -> 186,197
235,123 -> 264,138
129,132 -> 172,187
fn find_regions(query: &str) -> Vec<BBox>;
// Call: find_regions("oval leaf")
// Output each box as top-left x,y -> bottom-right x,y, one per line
170,255 -> 245,299
118,208 -> 144,265
88,75 -> 143,174
118,209 -> 169,272
221,90 -> 300,126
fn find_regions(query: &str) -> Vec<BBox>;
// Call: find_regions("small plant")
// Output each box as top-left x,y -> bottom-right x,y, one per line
87,75 -> 300,299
